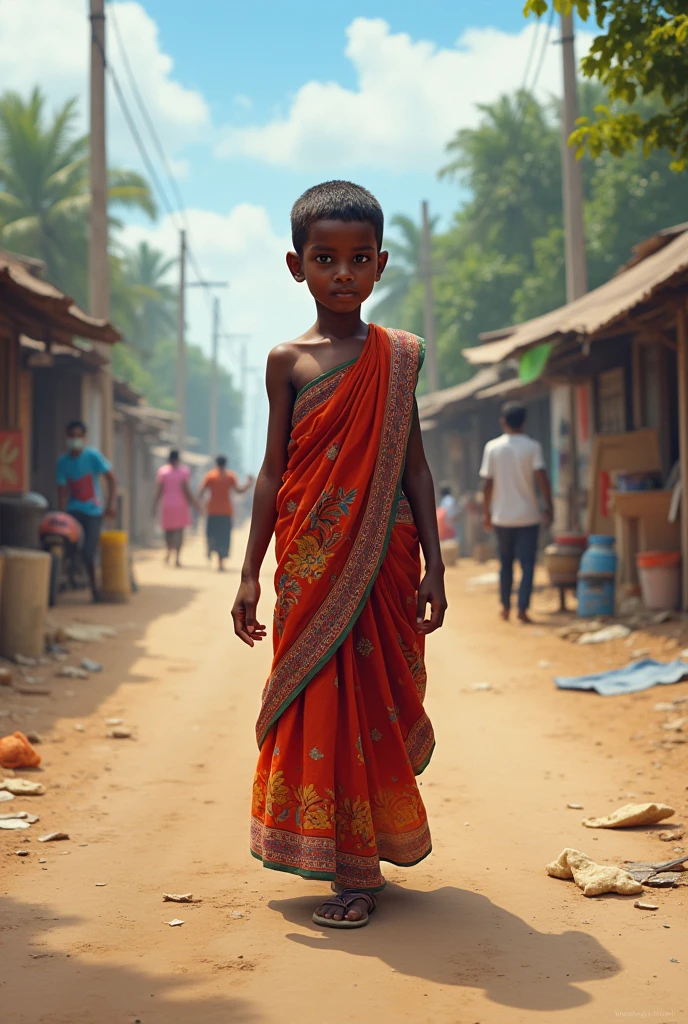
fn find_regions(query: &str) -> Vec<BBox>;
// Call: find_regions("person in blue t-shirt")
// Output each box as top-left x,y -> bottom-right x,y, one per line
56,419 -> 117,602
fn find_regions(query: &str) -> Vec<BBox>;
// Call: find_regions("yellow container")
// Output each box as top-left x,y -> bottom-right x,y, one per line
99,530 -> 131,603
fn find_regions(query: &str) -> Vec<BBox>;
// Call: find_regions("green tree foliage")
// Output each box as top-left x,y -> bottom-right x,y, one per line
371,212 -> 437,326
0,88 -> 155,305
524,1 -> 688,167
141,337 -> 240,457
112,241 -> 177,360
387,86 -> 688,389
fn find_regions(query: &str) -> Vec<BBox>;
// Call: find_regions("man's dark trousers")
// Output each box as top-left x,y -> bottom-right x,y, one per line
494,524 -> 539,612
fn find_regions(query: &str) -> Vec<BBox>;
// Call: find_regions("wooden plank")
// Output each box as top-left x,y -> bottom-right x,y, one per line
676,303 -> 688,610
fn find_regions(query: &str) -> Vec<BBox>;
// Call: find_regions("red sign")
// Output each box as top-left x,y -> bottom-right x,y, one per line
0,430 -> 24,493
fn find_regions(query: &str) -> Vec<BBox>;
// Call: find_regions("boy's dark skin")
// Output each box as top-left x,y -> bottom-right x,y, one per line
232,217 -> 447,924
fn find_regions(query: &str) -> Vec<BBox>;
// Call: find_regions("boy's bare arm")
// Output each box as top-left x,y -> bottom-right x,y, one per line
232,346 -> 295,647
402,403 -> 447,634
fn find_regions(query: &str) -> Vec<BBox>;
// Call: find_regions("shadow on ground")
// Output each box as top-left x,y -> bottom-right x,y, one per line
271,883 -> 620,1012
0,579 -> 199,741
0,895 -> 258,1024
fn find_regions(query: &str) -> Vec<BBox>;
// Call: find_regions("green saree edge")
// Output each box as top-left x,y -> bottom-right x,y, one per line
250,850 -> 388,892
294,356 -> 359,402
414,741 -> 436,777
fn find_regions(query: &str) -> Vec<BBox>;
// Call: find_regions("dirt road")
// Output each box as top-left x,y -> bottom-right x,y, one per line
2,538 -> 687,1024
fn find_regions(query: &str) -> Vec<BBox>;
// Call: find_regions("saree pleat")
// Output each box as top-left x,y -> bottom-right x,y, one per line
250,325 -> 435,891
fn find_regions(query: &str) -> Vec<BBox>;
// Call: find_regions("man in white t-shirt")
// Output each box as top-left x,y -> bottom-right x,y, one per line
479,401 -> 553,623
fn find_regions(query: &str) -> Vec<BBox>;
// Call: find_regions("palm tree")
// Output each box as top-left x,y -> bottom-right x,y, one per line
115,241 -> 177,360
371,213 -> 437,325
0,87 -> 155,306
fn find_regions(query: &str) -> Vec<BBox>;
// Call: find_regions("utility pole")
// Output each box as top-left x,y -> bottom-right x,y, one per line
176,229 -> 186,449
88,0 -> 113,458
560,12 -> 587,302
209,296 -> 220,458
559,12 -> 588,532
421,200 -> 440,393
184,281 -> 228,456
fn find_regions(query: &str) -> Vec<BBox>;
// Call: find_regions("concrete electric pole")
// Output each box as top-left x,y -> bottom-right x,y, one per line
209,296 -> 220,458
176,229 -> 187,450
558,12 -> 588,532
560,12 -> 588,303
421,200 -> 440,394
88,0 -> 113,458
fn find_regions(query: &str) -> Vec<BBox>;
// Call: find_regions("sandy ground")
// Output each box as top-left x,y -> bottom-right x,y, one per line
1,533 -> 688,1024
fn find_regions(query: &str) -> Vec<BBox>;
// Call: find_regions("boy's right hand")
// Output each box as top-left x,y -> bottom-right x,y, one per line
232,578 -> 267,647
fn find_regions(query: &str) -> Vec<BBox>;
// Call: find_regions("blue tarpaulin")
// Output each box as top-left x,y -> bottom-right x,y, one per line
554,658 -> 688,697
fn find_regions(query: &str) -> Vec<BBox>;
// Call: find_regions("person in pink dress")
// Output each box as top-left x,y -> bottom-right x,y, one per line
153,450 -> 198,567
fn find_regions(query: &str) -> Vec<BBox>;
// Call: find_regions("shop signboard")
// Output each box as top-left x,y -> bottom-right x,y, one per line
0,430 -> 24,493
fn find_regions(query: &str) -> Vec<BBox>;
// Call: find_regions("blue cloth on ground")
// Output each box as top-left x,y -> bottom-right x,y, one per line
554,658 -> 688,696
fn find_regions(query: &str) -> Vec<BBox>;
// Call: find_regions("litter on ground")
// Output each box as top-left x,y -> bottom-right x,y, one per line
64,624 -> 117,643
56,666 -> 89,680
0,778 -> 45,796
583,802 -> 675,829
0,732 -> 42,769
554,658 -> 688,696
578,624 -> 632,645
546,848 -> 643,897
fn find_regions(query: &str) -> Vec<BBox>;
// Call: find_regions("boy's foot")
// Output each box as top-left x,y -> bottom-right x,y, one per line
500,606 -> 510,621
312,890 -> 376,929
517,609 -> 533,624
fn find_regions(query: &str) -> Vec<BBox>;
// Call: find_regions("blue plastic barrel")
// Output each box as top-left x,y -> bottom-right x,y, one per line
576,576 -> 616,617
579,535 -> 617,578
577,536 -> 617,617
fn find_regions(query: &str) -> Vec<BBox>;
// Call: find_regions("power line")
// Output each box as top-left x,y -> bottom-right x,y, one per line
100,6 -> 217,295
109,2 -> 190,233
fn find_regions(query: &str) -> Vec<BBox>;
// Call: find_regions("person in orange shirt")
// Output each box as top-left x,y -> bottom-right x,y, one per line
199,456 -> 254,571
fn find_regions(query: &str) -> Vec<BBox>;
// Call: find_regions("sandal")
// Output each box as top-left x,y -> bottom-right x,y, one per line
312,889 -> 377,929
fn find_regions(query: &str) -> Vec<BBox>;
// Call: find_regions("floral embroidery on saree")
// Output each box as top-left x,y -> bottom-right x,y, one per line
258,328 -> 422,746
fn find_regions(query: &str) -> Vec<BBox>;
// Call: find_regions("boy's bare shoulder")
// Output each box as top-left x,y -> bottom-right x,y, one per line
267,335 -> 311,385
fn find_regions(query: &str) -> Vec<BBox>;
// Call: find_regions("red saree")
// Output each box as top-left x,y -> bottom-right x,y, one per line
250,324 -> 435,891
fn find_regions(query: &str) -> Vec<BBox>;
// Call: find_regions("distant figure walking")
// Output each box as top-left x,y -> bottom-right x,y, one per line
56,419 -> 117,602
198,456 -> 254,571
480,401 -> 553,623
153,450 -> 197,567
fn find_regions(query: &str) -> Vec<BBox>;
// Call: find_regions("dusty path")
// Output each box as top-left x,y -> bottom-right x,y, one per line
2,537 -> 687,1024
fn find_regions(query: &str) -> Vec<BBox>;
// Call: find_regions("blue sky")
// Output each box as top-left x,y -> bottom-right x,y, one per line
131,0 -> 530,226
1,0 -> 591,464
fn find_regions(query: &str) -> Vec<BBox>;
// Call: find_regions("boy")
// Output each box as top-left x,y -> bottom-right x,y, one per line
199,456 -> 254,571
480,401 -> 553,623
232,181 -> 446,929
57,419 -> 117,602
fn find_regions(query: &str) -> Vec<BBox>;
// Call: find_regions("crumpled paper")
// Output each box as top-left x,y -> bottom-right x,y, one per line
583,802 -> 675,829
546,848 -> 643,897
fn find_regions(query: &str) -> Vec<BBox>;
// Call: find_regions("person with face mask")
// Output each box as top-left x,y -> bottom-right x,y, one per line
56,420 -> 117,602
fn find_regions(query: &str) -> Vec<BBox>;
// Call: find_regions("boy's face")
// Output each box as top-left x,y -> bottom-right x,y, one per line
287,220 -> 388,313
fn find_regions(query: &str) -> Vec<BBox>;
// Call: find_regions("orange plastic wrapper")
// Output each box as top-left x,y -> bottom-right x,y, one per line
0,731 -> 42,769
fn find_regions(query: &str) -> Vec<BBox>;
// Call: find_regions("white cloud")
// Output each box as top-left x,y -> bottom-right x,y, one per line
218,17 -> 593,172
0,0 -> 209,167
122,203 -> 317,470
121,202 -> 312,372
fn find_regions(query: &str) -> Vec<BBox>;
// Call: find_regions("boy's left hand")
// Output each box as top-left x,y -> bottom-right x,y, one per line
416,566 -> 448,634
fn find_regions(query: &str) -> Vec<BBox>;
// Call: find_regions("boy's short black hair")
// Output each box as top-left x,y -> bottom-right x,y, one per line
502,401 -> 527,430
169,448 -> 180,463
216,455 -> 227,469
66,419 -> 87,434
291,180 -> 384,255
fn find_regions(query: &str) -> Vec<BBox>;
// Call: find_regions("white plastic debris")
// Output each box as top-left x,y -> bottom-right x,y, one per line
578,625 -> 632,645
